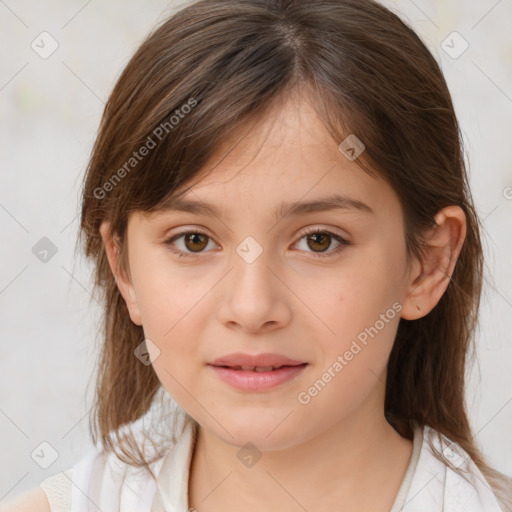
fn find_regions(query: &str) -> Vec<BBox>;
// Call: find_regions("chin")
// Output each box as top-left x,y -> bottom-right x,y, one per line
208,413 -> 304,451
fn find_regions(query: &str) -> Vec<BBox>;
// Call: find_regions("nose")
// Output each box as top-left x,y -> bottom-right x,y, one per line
216,246 -> 292,334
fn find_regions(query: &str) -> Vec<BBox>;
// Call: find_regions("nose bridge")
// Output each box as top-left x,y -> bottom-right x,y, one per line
235,234 -> 266,266
216,232 -> 290,331
231,233 -> 275,299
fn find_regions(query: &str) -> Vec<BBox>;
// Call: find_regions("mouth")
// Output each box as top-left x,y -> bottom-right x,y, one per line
208,363 -> 308,391
213,364 -> 307,372
208,352 -> 307,369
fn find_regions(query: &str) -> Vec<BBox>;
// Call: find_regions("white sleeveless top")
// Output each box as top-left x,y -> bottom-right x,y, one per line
40,422 -> 505,512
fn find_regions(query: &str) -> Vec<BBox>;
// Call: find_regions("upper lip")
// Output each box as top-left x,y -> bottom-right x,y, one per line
209,353 -> 306,368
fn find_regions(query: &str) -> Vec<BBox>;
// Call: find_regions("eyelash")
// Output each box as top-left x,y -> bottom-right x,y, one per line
164,227 -> 351,260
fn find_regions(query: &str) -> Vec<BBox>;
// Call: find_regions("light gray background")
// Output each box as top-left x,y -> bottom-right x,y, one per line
1,0 -> 511,501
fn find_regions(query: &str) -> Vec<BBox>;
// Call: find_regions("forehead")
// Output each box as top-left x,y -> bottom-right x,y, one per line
138,90 -> 403,228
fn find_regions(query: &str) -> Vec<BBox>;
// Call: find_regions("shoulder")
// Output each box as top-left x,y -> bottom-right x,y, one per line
406,425 -> 507,511
0,486 -> 51,512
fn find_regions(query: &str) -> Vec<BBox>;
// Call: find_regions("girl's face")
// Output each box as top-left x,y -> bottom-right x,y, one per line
108,91 -> 418,450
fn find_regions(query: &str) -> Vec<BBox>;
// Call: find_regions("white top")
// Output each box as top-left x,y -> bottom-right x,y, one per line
40,422 -> 504,512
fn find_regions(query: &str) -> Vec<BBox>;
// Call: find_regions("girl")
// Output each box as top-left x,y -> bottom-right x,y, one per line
5,0 -> 511,510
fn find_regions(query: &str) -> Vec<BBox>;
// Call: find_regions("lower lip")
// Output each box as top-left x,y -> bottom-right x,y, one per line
209,364 -> 308,391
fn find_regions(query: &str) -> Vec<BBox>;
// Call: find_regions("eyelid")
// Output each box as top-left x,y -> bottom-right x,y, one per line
291,226 -> 351,258
164,225 -> 351,259
162,225 -> 216,245
295,224 -> 350,242
164,228 -> 220,258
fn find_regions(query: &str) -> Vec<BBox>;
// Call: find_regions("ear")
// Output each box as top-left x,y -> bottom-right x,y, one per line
99,220 -> 142,326
401,206 -> 467,320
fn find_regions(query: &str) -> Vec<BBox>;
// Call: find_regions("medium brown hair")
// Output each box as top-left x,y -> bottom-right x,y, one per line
78,0 -> 511,505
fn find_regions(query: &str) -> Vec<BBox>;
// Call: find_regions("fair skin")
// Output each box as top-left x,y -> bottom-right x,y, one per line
3,89 -> 466,511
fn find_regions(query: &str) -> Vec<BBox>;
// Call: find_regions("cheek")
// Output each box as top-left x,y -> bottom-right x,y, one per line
315,240 -> 405,365
304,279 -> 401,416
129,248 -> 203,333
130,254 -> 213,366
342,231 -> 407,308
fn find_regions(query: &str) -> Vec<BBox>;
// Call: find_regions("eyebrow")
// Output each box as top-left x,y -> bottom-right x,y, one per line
156,193 -> 374,220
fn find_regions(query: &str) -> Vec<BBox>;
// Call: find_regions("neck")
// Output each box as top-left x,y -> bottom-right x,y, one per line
187,390 -> 413,512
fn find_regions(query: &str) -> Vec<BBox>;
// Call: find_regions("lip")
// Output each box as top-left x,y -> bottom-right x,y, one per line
209,352 -> 306,368
209,363 -> 308,391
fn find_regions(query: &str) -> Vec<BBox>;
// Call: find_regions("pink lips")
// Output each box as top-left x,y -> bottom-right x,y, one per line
209,352 -> 306,368
208,352 -> 307,391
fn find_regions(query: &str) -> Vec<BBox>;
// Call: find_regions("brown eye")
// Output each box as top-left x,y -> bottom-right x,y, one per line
306,232 -> 331,252
294,228 -> 351,257
165,227 -> 350,260
183,232 -> 209,252
164,230 -> 216,258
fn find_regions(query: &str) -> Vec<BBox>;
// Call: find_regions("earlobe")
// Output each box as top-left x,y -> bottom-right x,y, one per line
99,221 -> 142,326
401,206 -> 466,320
